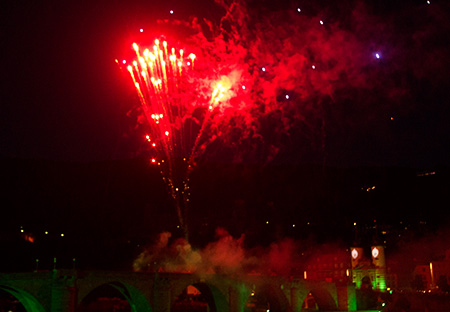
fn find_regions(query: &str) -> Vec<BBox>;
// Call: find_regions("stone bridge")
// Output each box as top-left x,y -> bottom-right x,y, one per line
0,270 -> 356,312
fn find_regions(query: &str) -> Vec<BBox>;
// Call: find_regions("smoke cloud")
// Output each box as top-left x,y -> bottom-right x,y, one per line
133,228 -> 304,276
141,0 -> 450,167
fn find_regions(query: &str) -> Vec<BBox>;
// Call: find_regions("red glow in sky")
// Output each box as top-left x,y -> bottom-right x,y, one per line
117,0 -> 450,239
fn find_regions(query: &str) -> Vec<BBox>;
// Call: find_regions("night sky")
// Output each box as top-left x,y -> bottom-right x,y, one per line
1,0 -> 450,166
1,0 -> 450,271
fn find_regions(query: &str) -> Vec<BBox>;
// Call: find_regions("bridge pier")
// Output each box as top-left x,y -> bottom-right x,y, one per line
290,287 -> 301,312
228,283 -> 248,312
153,276 -> 172,312
50,271 -> 76,312
336,284 -> 357,311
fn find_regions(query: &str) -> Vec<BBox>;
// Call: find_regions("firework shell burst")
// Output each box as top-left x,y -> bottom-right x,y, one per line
121,23 -> 258,236
120,0 -> 439,240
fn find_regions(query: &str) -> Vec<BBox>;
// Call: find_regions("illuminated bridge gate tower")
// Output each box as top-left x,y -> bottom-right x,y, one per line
0,270 -> 357,312
350,245 -> 387,292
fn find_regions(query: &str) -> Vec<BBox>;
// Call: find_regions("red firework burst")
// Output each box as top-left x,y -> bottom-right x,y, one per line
122,37 -> 234,238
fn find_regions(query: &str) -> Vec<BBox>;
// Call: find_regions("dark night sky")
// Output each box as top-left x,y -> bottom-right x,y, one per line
1,0 -> 449,167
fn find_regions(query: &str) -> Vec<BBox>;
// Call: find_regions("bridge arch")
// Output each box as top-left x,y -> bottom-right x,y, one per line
77,281 -> 152,312
171,280 -> 228,312
0,285 -> 46,312
299,287 -> 337,311
244,282 -> 290,312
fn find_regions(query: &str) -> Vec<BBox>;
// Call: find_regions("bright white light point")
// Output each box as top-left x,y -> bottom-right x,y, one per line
320,20 -> 324,25
140,28 -> 143,32
427,0 -> 430,4
297,8 -> 301,12
242,85 -> 246,90
312,65 -> 316,69
170,10 -> 174,14
375,53 -> 381,59
261,67 -> 266,72
61,233 -> 64,237
285,94 -> 290,99
165,131 -> 169,136
187,61 -> 191,66
122,60 -> 126,64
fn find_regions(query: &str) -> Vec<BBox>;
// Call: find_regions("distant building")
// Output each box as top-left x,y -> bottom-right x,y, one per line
304,249 -> 351,284
413,249 -> 450,292
303,245 -> 397,292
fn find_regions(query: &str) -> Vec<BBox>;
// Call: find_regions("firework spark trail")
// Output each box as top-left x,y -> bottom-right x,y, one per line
124,38 -> 231,238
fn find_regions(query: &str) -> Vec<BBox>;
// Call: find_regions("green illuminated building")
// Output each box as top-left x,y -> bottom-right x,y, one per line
350,245 -> 387,292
